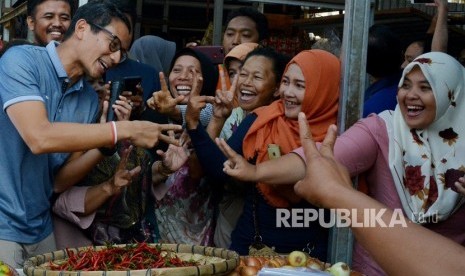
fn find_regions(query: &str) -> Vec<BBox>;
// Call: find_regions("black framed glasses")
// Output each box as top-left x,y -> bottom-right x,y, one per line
88,22 -> 127,63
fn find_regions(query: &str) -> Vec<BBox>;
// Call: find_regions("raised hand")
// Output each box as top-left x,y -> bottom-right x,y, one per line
92,78 -> 110,104
107,145 -> 141,195
185,69 -> 215,129
156,130 -> 191,172
146,72 -> 184,116
113,95 -> 133,121
293,112 -> 351,207
212,66 -> 236,120
455,177 -> 465,196
125,84 -> 143,109
93,78 -> 111,122
99,100 -> 110,124
215,137 -> 257,182
97,80 -> 132,122
122,84 -> 144,119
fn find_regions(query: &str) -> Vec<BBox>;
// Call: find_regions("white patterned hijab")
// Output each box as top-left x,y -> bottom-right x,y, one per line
379,52 -> 465,223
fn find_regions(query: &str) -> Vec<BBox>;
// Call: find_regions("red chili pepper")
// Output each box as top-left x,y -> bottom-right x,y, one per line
48,242 -> 199,271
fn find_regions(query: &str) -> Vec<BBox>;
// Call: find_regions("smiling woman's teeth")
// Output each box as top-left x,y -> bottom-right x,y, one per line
406,105 -> 424,116
240,90 -> 255,101
176,85 -> 191,95
407,105 -> 423,112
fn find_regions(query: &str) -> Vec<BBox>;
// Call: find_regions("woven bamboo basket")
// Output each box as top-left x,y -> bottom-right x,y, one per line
23,243 -> 240,276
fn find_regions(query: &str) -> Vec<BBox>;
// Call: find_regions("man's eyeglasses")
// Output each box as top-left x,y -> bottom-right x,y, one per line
88,22 -> 127,63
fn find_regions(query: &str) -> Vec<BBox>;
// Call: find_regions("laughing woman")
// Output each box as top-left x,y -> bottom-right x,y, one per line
186,50 -> 340,258
146,47 -> 217,127
192,47 -> 290,249
150,47 -> 219,246
216,52 -> 465,275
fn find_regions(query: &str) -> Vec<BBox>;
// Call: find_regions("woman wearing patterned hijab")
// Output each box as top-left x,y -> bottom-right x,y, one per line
356,51 -> 465,276
379,52 -> 465,223
216,51 -> 465,275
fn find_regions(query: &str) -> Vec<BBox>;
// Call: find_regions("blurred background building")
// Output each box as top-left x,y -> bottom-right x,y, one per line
1,0 -> 464,56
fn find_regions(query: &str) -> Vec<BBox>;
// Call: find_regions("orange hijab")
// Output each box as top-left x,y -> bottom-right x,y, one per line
242,50 -> 340,208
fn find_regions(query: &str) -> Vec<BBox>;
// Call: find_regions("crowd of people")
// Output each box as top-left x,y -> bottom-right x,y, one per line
0,0 -> 464,275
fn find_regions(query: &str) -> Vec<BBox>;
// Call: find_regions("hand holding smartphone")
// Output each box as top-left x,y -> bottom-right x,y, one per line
107,76 -> 142,121
107,80 -> 124,122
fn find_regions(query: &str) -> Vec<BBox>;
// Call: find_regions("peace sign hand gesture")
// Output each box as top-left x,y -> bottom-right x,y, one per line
156,130 -> 191,172
147,72 -> 185,116
212,66 -> 236,120
185,69 -> 214,130
215,137 -> 257,182
106,145 -> 141,196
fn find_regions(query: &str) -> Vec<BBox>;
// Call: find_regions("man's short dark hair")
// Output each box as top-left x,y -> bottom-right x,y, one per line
225,7 -> 269,42
62,0 -> 131,41
112,0 -> 137,27
27,0 -> 75,17
367,24 -> 403,78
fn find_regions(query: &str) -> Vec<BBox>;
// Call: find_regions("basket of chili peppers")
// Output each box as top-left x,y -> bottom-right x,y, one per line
23,242 -> 240,276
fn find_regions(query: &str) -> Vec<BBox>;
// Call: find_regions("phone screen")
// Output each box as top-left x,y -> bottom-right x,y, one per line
123,76 -> 142,95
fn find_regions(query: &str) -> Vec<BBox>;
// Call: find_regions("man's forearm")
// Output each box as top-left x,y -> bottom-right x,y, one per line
327,188 -> 465,276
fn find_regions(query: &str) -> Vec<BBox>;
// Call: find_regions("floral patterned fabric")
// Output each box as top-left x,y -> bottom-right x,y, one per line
219,107 -> 246,140
154,164 -> 215,246
379,52 -> 465,223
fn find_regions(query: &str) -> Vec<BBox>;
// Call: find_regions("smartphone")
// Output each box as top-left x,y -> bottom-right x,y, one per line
123,76 -> 142,95
410,0 -> 434,3
107,80 -> 124,121
195,46 -> 225,64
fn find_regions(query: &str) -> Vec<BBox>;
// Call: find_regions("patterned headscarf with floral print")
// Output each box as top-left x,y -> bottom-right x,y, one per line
379,52 -> 465,223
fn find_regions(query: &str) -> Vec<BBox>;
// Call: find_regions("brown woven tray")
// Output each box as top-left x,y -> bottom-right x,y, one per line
23,243 -> 240,276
